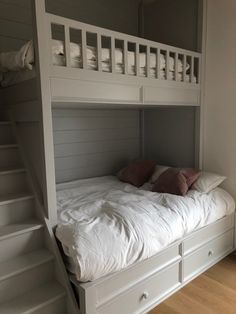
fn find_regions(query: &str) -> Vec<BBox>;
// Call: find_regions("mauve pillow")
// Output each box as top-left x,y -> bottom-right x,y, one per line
181,168 -> 201,188
152,168 -> 189,196
118,160 -> 156,187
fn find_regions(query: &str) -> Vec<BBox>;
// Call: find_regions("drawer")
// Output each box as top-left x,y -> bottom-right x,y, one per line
98,262 -> 181,314
183,214 -> 234,255
184,229 -> 234,282
95,243 -> 180,307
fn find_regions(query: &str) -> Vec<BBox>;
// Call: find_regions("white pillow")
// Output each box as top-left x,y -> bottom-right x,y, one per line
150,165 -> 170,183
192,171 -> 226,193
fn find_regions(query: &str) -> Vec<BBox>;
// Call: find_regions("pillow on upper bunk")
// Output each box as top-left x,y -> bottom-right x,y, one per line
152,167 -> 201,196
191,171 -> 226,193
0,41 -> 34,72
118,160 -> 156,187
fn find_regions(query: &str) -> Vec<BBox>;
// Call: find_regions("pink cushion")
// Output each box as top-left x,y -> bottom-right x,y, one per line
152,167 -> 201,196
152,168 -> 188,196
118,160 -> 156,187
181,168 -> 201,187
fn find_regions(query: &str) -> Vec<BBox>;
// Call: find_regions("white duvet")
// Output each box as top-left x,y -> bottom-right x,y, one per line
56,176 -> 235,282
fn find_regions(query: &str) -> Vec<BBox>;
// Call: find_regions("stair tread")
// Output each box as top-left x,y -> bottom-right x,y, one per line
0,220 -> 43,240
0,121 -> 11,125
0,144 -> 18,149
0,281 -> 66,314
0,249 -> 53,281
0,167 -> 26,175
0,193 -> 34,205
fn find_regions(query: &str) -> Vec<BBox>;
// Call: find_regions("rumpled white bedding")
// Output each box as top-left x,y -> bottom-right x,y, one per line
0,41 -> 34,73
0,39 -> 195,87
56,176 -> 235,282
52,39 -> 190,73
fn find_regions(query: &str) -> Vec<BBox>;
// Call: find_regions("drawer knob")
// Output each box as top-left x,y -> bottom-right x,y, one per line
141,292 -> 149,300
208,250 -> 214,257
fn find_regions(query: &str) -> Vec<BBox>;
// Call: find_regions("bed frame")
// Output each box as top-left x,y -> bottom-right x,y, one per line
71,213 -> 235,314
0,1 -> 235,314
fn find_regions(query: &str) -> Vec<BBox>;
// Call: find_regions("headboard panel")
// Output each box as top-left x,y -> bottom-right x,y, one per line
53,108 -> 141,183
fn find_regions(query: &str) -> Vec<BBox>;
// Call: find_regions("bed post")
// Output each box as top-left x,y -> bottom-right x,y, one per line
31,0 -> 57,226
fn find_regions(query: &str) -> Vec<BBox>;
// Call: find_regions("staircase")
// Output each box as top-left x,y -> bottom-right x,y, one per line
0,116 -> 68,313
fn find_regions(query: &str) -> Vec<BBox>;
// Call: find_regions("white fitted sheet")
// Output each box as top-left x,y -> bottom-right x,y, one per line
56,176 -> 235,282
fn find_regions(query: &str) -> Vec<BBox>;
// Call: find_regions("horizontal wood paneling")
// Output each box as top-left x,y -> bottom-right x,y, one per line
0,36 -> 25,52
53,109 -> 141,183
0,0 -> 139,52
0,0 -> 31,52
0,20 -> 32,41
0,0 -> 30,9
144,107 -> 196,167
0,2 -> 32,25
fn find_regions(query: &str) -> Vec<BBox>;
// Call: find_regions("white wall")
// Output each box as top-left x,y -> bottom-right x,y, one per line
203,0 -> 236,198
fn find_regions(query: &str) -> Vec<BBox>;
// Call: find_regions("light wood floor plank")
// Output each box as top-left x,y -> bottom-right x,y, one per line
150,253 -> 236,314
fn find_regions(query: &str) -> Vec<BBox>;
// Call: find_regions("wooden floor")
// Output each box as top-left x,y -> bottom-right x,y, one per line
150,253 -> 236,314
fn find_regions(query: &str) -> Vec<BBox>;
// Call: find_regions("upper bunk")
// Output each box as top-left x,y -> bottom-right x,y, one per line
0,0 -> 202,108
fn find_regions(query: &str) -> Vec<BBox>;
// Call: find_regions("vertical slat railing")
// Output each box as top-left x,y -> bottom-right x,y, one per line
111,37 -> 116,73
166,50 -> 170,80
81,29 -> 87,70
64,25 -> 71,67
48,14 -> 201,84
157,48 -> 160,79
191,56 -> 194,83
124,40 -> 128,75
135,43 -> 140,76
183,54 -> 187,82
197,57 -> 201,84
146,46 -> 150,78
175,53 -> 178,81
97,33 -> 102,72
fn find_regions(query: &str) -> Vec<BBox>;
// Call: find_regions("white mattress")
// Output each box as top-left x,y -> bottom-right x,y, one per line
56,176 -> 235,282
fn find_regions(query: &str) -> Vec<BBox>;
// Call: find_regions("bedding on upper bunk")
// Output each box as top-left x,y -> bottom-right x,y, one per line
52,40 -> 196,82
0,39 -> 196,87
56,175 -> 235,282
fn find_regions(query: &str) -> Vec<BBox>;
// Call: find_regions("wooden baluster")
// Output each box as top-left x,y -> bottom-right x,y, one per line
81,29 -> 87,69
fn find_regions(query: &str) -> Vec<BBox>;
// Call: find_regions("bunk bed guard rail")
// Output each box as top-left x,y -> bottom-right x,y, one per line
46,13 -> 201,84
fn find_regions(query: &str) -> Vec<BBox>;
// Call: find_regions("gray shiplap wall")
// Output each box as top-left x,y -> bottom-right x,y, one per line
53,109 -> 141,183
143,0 -> 199,51
144,107 -> 196,167
0,0 -> 32,51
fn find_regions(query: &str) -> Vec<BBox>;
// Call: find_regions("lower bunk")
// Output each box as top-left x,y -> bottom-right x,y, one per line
55,175 -> 235,314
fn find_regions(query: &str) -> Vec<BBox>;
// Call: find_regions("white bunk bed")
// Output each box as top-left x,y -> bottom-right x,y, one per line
0,1 -> 235,314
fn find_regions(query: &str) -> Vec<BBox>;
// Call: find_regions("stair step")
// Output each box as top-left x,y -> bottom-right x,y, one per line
0,249 -> 53,282
0,193 -> 34,206
0,145 -> 22,169
0,194 -> 35,226
0,282 -> 66,314
0,123 -> 15,145
0,167 -> 26,175
0,228 -> 44,264
0,121 -> 11,125
0,168 -> 30,196
0,220 -> 43,241
0,144 -> 18,149
0,257 -> 54,303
